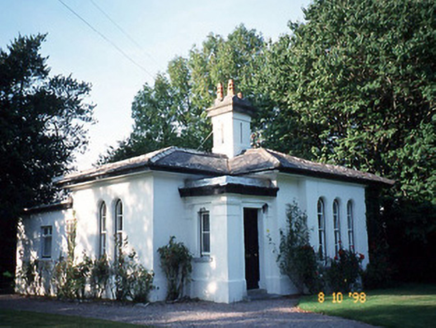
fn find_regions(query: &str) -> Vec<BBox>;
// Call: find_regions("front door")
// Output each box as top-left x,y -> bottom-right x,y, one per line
244,208 -> 260,290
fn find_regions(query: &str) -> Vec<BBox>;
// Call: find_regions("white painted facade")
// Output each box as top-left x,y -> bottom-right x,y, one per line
16,169 -> 369,302
16,82 -> 386,303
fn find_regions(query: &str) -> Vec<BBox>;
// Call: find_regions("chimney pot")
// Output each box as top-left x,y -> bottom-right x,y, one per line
227,79 -> 235,96
217,82 -> 224,100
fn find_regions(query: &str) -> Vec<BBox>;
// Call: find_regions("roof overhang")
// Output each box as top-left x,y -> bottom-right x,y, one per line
23,198 -> 73,215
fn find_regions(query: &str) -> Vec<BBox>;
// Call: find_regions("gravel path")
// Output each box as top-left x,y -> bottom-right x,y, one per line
0,294 -> 376,327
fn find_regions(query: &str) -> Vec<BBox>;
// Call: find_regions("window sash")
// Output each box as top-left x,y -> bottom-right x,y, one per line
347,201 -> 355,251
99,203 -> 107,257
317,199 -> 326,260
115,200 -> 124,254
41,226 -> 52,258
333,200 -> 341,256
200,211 -> 210,256
116,201 -> 123,232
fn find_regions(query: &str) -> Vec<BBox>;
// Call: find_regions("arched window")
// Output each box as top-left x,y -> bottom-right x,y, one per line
115,199 -> 124,249
99,202 -> 107,257
317,198 -> 326,260
333,199 -> 341,256
347,200 -> 355,251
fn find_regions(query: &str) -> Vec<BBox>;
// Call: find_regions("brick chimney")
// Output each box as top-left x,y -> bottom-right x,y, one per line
206,80 -> 255,158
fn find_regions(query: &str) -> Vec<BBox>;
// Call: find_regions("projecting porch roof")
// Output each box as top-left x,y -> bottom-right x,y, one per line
178,175 -> 279,197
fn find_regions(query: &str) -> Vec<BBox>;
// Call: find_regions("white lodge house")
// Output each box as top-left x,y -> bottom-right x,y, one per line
16,80 -> 394,303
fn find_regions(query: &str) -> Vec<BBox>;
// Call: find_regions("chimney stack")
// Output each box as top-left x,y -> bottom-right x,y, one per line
206,80 -> 255,158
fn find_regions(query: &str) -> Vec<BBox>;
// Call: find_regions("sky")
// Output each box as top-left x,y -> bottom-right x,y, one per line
0,0 -> 311,171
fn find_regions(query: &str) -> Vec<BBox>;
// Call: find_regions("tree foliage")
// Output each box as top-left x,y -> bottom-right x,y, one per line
265,0 -> 435,205
97,25 -> 267,164
0,34 -> 94,209
263,0 -> 436,281
0,34 -> 94,284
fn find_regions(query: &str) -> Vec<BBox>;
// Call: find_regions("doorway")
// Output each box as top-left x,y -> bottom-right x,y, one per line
244,208 -> 260,290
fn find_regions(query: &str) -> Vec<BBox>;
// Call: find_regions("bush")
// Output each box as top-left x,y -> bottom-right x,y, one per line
158,236 -> 192,301
277,202 -> 321,294
113,237 -> 154,302
129,265 -> 155,303
17,259 -> 37,295
362,243 -> 395,289
325,249 -> 364,293
90,254 -> 111,299
52,252 -> 92,300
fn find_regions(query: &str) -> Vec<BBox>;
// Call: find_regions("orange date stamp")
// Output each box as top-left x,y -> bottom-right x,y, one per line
318,292 -> 366,303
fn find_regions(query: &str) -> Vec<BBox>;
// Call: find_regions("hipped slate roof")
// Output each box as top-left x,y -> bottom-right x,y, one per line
56,146 -> 394,187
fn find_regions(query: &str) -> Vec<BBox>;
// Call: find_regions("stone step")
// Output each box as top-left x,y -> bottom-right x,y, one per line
246,289 -> 282,301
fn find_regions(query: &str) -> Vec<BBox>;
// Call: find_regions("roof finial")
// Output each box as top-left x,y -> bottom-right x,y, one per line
227,79 -> 235,96
217,82 -> 224,100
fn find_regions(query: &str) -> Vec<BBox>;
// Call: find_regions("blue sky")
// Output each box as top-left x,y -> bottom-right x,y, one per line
1,0 -> 311,170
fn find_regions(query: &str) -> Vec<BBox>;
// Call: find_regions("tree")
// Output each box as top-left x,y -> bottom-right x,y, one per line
264,0 -> 436,281
98,25 -> 267,164
0,34 -> 94,288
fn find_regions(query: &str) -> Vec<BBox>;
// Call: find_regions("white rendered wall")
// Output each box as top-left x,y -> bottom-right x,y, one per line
303,177 -> 369,267
211,111 -> 251,158
15,208 -> 72,295
15,169 -> 370,302
70,171 -> 155,271
265,174 -> 301,295
257,173 -> 370,297
151,171 -> 195,301
184,193 -> 276,303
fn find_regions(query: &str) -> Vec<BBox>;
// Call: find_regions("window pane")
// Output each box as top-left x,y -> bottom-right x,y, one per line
42,225 -> 52,258
117,201 -> 123,216
101,233 -> 106,255
203,232 -> 210,254
117,216 -> 123,231
202,214 -> 210,232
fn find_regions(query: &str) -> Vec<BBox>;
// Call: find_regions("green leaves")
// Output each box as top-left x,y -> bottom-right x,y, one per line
0,34 -> 94,210
265,0 -> 436,204
157,236 -> 192,301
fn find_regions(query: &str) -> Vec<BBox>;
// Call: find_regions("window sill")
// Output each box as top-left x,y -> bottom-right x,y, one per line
193,256 -> 212,263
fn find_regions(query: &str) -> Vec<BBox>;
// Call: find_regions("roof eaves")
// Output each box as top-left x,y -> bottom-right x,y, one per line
278,166 -> 395,187
23,198 -> 73,215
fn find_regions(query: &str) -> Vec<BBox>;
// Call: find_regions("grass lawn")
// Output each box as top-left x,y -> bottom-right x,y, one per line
298,283 -> 436,328
0,309 -> 152,327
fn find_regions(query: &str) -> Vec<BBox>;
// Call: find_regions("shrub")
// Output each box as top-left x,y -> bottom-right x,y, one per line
362,243 -> 395,289
52,252 -> 92,300
113,237 -> 154,303
158,236 -> 192,301
17,259 -> 37,295
277,202 -> 321,294
325,249 -> 364,293
129,265 -> 154,303
90,254 -> 111,299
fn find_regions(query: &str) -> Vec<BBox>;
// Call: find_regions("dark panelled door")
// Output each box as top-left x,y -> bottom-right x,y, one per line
244,208 -> 260,290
